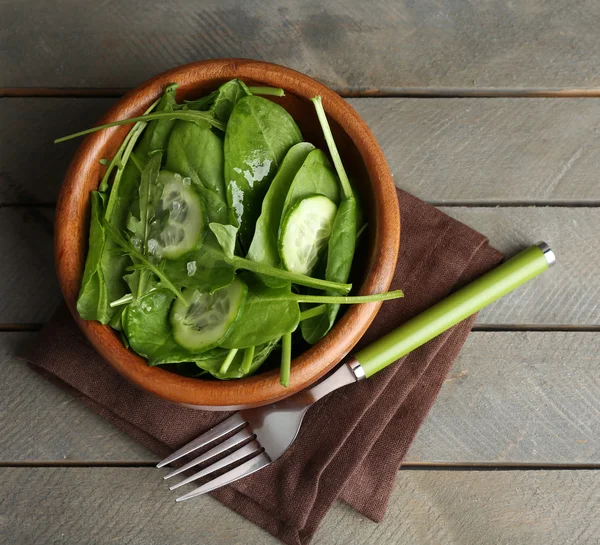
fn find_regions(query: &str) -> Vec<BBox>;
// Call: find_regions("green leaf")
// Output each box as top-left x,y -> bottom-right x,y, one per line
302,197 -> 358,343
162,232 -> 236,293
76,191 -> 110,322
246,142 -> 315,267
104,221 -> 186,306
122,289 -> 226,366
165,120 -> 227,199
194,337 -> 280,379
224,95 -> 303,249
184,90 -> 219,111
280,149 -> 341,221
210,79 -> 251,122
209,223 -> 238,259
220,274 -> 300,349
142,83 -> 179,155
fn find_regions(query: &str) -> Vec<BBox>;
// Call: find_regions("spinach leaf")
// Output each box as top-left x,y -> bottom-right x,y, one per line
220,274 -> 300,349
125,153 -> 163,297
208,223 -> 238,258
211,79 -> 251,122
302,97 -> 360,343
83,94 -> 173,324
280,149 -> 341,222
165,120 -> 227,198
137,83 -> 179,157
122,289 -> 229,366
122,290 -> 175,360
184,91 -> 218,111
163,232 -> 235,293
194,337 -> 280,379
246,142 -> 315,267
224,95 -> 302,249
166,239 -> 352,294
76,191 -> 109,322
104,221 -> 187,306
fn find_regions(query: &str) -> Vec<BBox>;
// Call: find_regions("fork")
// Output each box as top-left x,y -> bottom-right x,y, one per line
158,243 -> 555,501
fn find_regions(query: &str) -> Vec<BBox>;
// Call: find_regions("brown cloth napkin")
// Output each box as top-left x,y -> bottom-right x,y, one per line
25,188 -> 502,545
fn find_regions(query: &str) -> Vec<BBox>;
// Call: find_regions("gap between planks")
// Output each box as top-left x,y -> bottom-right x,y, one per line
6,87 -> 600,99
2,461 -> 599,470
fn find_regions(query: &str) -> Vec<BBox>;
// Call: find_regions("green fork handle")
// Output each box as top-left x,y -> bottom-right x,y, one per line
354,243 -> 555,379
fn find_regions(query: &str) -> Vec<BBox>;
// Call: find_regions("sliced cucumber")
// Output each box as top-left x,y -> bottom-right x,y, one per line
170,279 -> 246,352
279,194 -> 337,275
149,171 -> 203,259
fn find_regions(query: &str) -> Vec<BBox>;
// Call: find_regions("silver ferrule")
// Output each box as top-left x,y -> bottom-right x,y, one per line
536,241 -> 556,267
347,357 -> 366,381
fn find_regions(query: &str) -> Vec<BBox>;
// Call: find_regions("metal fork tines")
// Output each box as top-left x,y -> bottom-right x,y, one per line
157,413 -> 272,501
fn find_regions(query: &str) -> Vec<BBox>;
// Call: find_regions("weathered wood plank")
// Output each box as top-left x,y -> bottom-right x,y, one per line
2,332 -> 598,464
2,467 -> 599,544
5,98 -> 600,204
0,333 -> 152,462
407,332 -> 600,463
350,98 -> 600,204
0,99 -> 115,204
441,207 -> 600,326
0,208 -> 61,324
2,1 -> 600,90
1,206 -> 596,325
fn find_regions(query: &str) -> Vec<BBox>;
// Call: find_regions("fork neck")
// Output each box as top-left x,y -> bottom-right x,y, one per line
307,358 -> 365,403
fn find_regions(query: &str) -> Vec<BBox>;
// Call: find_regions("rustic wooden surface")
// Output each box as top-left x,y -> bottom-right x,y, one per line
1,205 -> 596,326
3,331 -> 599,465
5,97 -> 600,205
3,0 -> 600,92
2,468 -> 599,545
2,1 -> 599,543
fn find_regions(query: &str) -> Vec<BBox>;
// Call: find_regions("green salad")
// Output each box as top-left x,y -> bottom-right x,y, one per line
57,80 -> 402,386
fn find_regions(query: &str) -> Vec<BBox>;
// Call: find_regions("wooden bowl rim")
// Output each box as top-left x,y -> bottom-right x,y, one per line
55,58 -> 400,409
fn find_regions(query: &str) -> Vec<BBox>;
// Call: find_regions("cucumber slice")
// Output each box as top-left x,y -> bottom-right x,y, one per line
279,194 -> 337,275
149,171 -> 203,259
170,278 -> 246,351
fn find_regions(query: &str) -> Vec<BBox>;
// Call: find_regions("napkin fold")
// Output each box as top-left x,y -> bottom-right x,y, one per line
24,188 -> 502,545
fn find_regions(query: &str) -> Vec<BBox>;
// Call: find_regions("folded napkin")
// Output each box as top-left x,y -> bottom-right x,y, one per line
25,188 -> 502,545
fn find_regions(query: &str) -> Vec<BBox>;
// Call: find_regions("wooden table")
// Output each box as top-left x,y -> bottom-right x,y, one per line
2,1 -> 599,543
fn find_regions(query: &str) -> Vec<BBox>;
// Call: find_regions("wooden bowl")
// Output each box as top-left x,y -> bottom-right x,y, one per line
55,59 -> 400,410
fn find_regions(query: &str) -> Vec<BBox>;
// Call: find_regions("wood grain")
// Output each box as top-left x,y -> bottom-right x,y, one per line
442,207 -> 600,326
408,332 -> 600,464
349,98 -> 600,204
0,99 -> 115,204
3,331 -> 598,464
2,467 -> 599,544
2,1 -> 600,91
0,205 -> 596,326
0,333 -> 152,462
0,208 -> 61,324
5,98 -> 600,205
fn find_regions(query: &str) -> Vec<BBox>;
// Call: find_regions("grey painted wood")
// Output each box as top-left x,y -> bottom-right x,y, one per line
407,332 -> 600,464
2,467 -> 599,544
442,207 -> 600,326
0,208 -> 61,324
5,98 -> 600,204
349,98 -> 600,204
2,1 -> 600,90
0,333 -> 152,462
0,99 -> 115,204
1,206 -> 596,325
2,332 -> 598,464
